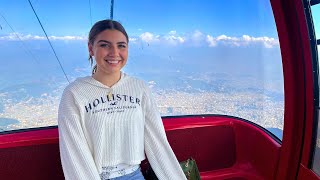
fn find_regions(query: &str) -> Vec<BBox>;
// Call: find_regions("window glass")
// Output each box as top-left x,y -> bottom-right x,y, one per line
311,4 -> 320,39
0,0 -> 284,139
310,0 -> 320,175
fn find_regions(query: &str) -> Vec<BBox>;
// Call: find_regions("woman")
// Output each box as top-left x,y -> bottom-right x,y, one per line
58,19 -> 187,180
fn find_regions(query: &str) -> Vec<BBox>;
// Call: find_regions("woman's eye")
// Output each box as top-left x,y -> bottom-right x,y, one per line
100,44 -> 109,48
119,44 -> 127,48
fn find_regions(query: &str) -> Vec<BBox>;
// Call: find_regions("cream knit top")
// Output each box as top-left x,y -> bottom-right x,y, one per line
58,72 -> 186,180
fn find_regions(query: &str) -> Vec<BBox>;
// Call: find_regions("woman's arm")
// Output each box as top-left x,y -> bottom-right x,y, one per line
143,86 -> 187,180
58,89 -> 101,180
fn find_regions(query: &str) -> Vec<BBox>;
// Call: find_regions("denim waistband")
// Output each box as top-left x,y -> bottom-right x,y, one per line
100,164 -> 140,179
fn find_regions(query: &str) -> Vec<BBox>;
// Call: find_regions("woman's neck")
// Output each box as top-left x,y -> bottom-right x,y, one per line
92,71 -> 121,87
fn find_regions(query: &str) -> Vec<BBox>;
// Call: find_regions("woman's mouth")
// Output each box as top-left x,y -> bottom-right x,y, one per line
105,59 -> 121,65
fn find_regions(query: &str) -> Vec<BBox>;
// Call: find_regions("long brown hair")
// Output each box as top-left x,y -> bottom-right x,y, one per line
88,20 -> 129,74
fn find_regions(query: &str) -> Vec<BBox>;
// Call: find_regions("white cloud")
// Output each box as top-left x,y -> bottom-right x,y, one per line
163,31 -> 185,45
206,35 -> 217,47
164,30 -> 185,45
241,35 -> 279,48
210,35 -> 241,46
242,35 -> 271,43
205,34 -> 279,48
168,30 -> 177,35
140,32 -> 159,43
1,31 -> 279,48
49,35 -> 86,40
129,37 -> 138,42
0,33 -> 86,41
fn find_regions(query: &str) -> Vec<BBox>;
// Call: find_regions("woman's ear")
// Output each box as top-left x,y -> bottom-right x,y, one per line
88,42 -> 94,56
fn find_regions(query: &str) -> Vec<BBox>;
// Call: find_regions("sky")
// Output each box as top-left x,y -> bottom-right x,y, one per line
0,0 -> 318,93
0,0 -> 279,36
0,0 -> 319,132
0,0 -> 285,84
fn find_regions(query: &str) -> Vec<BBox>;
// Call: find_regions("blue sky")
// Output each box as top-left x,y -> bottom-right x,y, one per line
0,0 -> 278,37
0,0 -> 318,79
0,0 -> 317,92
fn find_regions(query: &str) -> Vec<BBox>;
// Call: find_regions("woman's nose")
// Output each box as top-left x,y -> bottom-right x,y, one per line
109,46 -> 119,56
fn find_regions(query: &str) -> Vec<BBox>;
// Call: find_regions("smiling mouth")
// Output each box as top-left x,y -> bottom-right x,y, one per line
105,59 -> 121,64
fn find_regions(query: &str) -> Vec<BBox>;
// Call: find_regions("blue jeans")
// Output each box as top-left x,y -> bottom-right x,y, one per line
110,168 -> 145,180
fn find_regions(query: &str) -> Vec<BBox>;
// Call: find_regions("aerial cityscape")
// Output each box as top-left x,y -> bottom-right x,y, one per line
0,74 -> 284,134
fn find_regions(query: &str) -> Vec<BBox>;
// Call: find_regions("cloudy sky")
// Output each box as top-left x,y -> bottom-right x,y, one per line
0,0 -> 282,42
0,0 -> 318,87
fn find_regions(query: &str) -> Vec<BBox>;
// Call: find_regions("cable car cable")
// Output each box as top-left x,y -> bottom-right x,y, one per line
27,0 -> 70,83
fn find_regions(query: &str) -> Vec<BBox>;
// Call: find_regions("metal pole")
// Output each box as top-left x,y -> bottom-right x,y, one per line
110,0 -> 114,19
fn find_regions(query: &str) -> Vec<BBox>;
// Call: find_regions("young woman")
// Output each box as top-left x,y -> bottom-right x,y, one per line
58,19 -> 187,180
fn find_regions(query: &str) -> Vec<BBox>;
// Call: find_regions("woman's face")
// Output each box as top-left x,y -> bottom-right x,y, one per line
89,29 -> 128,76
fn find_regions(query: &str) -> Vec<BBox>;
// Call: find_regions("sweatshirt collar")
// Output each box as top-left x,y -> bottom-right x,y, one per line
82,71 -> 127,89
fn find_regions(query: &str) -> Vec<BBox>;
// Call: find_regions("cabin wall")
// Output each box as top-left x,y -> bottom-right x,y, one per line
0,116 -> 281,180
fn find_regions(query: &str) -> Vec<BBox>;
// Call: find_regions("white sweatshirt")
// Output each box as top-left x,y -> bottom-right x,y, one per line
58,72 -> 186,180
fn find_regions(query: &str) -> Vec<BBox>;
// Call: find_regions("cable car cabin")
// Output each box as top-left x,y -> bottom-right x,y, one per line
0,0 -> 320,179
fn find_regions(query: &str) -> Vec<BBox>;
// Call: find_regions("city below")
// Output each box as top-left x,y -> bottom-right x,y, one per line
0,89 -> 284,134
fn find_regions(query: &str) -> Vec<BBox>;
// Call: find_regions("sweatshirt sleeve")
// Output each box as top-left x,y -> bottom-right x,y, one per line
58,88 -> 101,180
143,86 -> 187,180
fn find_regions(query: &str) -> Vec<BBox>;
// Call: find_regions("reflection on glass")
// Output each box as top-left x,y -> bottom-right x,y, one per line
311,2 -> 320,175
313,109 -> 320,175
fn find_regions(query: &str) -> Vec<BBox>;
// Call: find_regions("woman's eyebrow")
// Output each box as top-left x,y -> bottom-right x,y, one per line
97,40 -> 127,45
117,42 -> 127,45
97,40 -> 111,44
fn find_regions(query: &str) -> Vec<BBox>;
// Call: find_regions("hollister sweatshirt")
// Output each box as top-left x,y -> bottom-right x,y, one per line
58,72 -> 186,180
